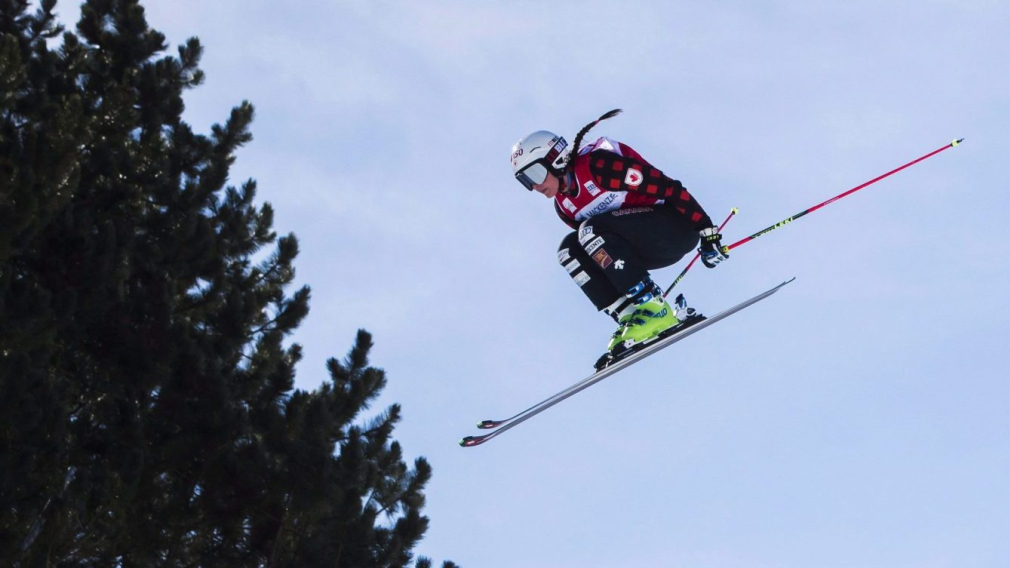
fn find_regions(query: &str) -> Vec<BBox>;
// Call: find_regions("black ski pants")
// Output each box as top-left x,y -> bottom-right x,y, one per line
557,206 -> 699,310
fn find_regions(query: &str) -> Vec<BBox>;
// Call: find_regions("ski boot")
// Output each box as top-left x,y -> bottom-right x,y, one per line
595,295 -> 677,371
594,278 -> 672,370
605,313 -> 634,352
618,294 -> 681,349
594,292 -> 705,371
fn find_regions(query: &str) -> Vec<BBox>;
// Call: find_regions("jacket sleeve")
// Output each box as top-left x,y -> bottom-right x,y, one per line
554,201 -> 580,230
587,149 -> 714,230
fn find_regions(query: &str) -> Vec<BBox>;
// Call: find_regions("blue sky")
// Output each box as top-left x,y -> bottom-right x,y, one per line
67,1 -> 1010,566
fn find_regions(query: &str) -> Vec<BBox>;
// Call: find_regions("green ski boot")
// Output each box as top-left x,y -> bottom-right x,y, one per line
605,312 -> 635,352
617,294 -> 680,349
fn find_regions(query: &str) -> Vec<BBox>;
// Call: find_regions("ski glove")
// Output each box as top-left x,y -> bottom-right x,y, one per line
698,227 -> 729,268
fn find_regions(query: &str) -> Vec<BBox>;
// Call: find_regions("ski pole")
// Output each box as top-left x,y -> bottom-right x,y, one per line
727,139 -> 964,252
664,208 -> 737,297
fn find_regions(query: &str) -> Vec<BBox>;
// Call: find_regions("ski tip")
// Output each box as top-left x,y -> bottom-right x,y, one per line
477,420 -> 500,430
459,436 -> 482,448
952,138 -> 964,147
731,207 -> 739,214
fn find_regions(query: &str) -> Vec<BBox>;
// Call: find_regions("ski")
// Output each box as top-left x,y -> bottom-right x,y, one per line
459,278 -> 795,448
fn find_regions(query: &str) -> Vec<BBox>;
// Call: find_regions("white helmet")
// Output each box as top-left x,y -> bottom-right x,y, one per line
510,130 -> 568,191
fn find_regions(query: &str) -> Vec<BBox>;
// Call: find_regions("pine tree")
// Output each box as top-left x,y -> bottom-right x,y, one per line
0,1 -> 455,566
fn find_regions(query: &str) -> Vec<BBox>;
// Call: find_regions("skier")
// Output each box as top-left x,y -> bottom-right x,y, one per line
510,109 -> 729,357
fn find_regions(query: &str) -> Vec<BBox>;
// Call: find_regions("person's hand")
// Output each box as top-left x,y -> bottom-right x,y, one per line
698,227 -> 729,268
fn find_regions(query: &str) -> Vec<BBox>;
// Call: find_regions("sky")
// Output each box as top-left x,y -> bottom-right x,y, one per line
56,1 -> 1010,566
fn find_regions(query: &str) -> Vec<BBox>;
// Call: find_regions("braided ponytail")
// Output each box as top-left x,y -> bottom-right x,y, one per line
564,108 -> 623,171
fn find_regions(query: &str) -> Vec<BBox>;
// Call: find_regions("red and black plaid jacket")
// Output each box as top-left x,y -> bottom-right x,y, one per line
554,137 -> 713,231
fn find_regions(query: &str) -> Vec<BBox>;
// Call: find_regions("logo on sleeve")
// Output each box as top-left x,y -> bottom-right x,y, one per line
584,181 -> 602,196
592,248 -> 614,269
624,168 -> 643,187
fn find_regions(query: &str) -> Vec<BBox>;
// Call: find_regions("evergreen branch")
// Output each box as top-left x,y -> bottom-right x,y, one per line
246,313 -> 282,338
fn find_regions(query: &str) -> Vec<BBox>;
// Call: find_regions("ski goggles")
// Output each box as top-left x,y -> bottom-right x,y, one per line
515,160 -> 551,191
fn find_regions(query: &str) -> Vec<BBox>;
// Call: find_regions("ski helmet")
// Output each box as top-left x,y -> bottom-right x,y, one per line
510,130 -> 568,191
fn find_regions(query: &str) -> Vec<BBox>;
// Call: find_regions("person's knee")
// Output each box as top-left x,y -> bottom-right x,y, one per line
558,232 -> 581,266
577,218 -> 607,254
